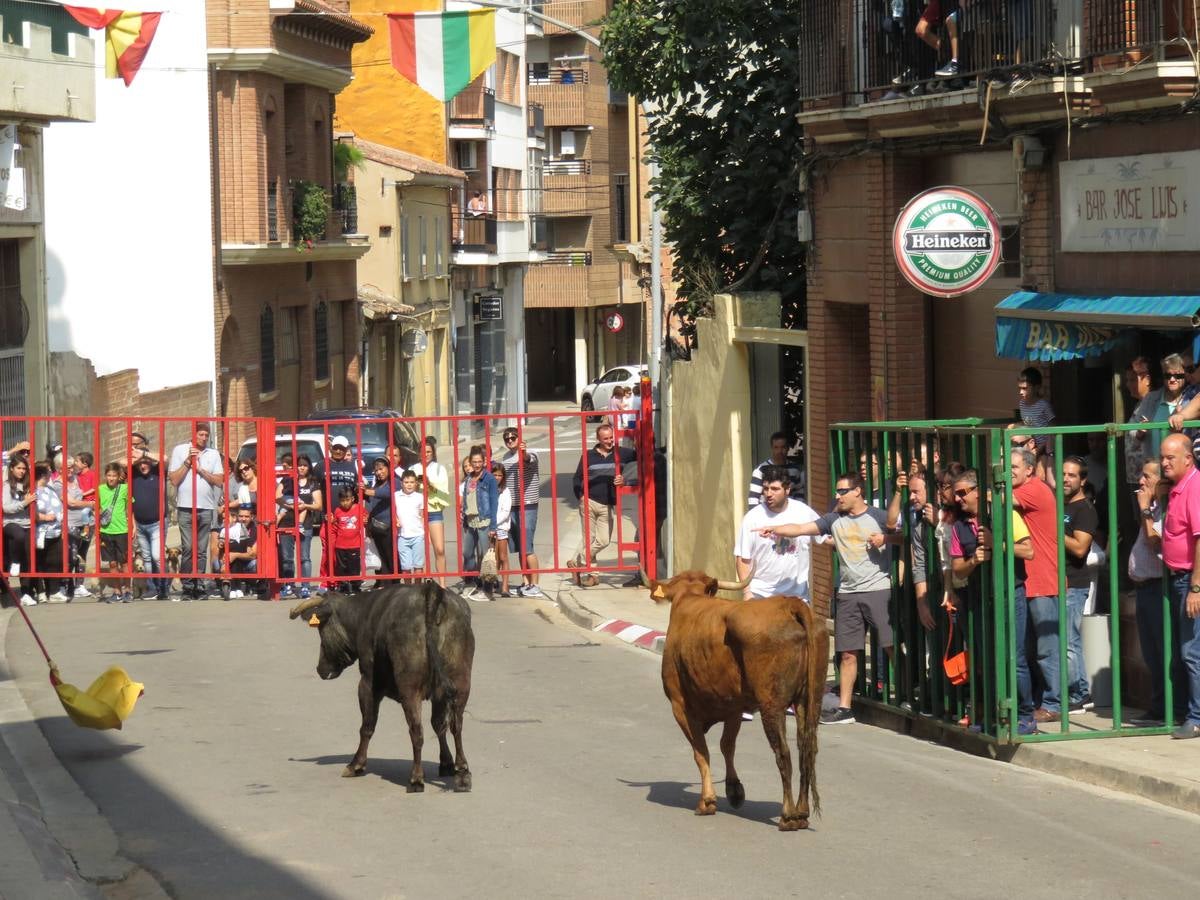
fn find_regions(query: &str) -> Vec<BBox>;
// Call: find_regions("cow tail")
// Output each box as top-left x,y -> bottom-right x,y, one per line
795,598 -> 828,818
424,582 -> 456,730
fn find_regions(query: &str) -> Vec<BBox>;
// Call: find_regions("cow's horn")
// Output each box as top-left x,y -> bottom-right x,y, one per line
288,596 -> 324,620
715,563 -> 754,593
639,568 -> 652,588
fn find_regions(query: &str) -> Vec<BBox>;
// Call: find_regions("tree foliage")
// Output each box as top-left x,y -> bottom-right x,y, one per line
601,0 -> 804,315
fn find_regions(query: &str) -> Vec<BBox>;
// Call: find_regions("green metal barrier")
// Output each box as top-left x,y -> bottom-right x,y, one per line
828,418 -> 1184,745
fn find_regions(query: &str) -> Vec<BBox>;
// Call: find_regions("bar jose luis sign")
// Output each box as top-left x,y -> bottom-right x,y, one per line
893,186 -> 1003,298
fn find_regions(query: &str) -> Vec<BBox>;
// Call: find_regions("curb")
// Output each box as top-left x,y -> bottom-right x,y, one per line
0,609 -> 169,897
1007,741 -> 1200,817
553,587 -> 668,654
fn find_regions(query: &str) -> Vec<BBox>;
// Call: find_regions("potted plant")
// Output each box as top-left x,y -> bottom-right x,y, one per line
291,180 -> 330,249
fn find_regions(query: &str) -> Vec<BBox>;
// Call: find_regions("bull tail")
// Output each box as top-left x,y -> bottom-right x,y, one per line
424,582 -> 456,731
792,598 -> 827,818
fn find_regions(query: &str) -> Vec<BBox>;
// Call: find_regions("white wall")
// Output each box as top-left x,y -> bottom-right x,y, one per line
492,103 -> 526,169
42,4 -> 215,394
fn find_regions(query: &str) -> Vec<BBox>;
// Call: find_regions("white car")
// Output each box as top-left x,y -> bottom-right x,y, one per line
580,364 -> 648,414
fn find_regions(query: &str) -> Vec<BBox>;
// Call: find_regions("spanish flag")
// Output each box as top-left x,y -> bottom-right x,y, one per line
63,7 -> 162,86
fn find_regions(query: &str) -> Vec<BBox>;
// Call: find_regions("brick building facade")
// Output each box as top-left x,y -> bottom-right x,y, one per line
208,0 -> 372,446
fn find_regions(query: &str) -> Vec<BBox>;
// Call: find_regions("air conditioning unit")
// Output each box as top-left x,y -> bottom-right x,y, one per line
456,142 -> 478,172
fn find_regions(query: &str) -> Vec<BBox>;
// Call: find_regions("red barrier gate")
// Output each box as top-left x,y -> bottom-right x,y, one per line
0,384 -> 657,602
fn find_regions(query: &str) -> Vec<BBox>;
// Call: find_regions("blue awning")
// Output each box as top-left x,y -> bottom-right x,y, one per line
995,292 -> 1200,362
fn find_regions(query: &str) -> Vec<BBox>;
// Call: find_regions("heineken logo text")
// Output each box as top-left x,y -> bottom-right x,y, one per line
903,231 -> 992,252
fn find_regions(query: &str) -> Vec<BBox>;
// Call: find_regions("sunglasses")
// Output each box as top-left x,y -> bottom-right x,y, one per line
504,435 -> 519,443
1166,372 -> 1187,380
835,486 -> 854,496
954,487 -> 976,498
238,466 -> 252,473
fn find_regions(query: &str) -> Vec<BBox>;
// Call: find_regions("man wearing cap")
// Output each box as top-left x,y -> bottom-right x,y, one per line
168,422 -> 224,600
315,435 -> 361,583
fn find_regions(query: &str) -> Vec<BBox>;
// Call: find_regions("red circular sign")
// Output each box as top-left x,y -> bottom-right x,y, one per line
605,312 -> 625,333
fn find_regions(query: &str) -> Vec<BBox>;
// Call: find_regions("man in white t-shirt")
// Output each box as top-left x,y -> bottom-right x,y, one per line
734,466 -> 821,601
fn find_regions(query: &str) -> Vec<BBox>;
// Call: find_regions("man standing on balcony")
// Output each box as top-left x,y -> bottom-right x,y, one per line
467,191 -> 487,216
1158,433 -> 1200,739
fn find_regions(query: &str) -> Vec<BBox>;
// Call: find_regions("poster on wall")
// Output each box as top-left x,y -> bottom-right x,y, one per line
1059,150 -> 1200,252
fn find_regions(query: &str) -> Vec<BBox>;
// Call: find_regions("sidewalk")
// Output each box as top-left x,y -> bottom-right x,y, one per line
0,611 -> 168,899
552,579 -> 1200,819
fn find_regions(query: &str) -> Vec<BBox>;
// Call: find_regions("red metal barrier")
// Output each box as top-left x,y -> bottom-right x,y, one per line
0,405 -> 657,602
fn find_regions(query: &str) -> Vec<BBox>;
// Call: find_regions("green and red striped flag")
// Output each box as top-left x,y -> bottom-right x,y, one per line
388,9 -> 496,102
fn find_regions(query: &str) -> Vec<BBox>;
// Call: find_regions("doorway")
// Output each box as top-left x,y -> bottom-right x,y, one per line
525,308 -> 576,400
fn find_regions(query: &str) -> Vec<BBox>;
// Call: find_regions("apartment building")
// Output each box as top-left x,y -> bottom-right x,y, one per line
0,3 -> 93,433
523,0 -> 642,403
208,0 -> 373,442
796,0 -> 1199,598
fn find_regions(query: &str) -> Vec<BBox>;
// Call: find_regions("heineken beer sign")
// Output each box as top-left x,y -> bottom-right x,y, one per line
893,186 -> 1002,298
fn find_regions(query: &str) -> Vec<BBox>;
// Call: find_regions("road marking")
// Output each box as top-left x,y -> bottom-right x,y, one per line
595,618 -> 667,650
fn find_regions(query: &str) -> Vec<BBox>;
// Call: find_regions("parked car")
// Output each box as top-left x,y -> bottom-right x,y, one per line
237,408 -> 422,481
580,364 -> 648,414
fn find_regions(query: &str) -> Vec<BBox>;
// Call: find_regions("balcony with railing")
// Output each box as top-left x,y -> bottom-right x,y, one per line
544,158 -> 591,176
540,0 -> 607,35
449,81 -> 496,129
797,1 -> 1195,140
451,212 -> 498,255
524,252 -> 592,308
529,60 -> 591,125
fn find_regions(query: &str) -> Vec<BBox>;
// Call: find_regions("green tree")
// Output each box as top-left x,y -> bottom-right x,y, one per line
602,0 -> 804,318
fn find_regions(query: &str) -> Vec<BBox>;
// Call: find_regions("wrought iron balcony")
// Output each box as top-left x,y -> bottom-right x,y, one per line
449,82 -> 495,128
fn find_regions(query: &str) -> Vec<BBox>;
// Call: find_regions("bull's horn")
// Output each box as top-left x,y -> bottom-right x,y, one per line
715,564 -> 754,593
288,595 -> 324,620
639,568 -> 652,588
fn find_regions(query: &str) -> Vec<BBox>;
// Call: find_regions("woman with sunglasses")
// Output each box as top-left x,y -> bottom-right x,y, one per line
2,455 -> 37,605
212,459 -> 259,579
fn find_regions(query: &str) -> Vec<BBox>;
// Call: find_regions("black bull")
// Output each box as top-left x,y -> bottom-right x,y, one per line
290,581 -> 475,793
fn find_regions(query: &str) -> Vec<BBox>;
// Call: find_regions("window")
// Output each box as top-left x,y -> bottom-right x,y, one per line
401,215 -> 411,279
527,149 -> 543,214
267,181 -> 278,242
419,215 -> 428,276
259,307 -> 276,393
496,50 -> 520,104
455,142 -> 478,171
434,217 -> 444,275
328,300 -> 343,362
278,306 -> 300,365
613,173 -> 629,243
314,301 -> 329,381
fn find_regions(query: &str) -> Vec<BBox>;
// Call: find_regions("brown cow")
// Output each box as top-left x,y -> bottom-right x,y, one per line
649,570 -> 828,831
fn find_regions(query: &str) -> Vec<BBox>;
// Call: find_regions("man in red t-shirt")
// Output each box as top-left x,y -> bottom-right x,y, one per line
1012,445 -> 1063,722
330,486 -> 364,593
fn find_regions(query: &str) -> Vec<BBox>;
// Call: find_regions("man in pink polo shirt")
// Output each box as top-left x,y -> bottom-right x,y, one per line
1159,433 -> 1200,739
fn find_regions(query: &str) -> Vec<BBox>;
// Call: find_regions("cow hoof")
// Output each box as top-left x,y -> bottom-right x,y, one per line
342,765 -> 366,778
778,815 -> 809,832
407,781 -> 425,794
694,798 -> 718,816
454,772 -> 472,793
439,763 -> 456,777
726,779 -> 745,810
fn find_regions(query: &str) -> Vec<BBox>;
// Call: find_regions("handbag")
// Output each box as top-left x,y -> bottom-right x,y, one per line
99,486 -> 119,529
943,614 -> 969,686
480,545 -> 498,579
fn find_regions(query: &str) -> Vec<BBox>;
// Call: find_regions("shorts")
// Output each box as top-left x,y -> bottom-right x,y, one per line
919,1 -> 941,26
834,588 -> 894,652
100,533 -> 128,568
495,528 -> 509,541
427,509 -> 444,524
509,504 -> 539,555
397,534 -> 426,571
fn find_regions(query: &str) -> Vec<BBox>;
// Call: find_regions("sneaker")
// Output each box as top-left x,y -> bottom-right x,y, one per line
299,586 -> 312,600
881,89 -> 904,101
35,592 -> 47,604
892,66 -> 914,85
119,591 -> 133,603
220,583 -> 231,602
907,82 -> 927,97
506,588 -> 523,598
280,585 -> 294,599
19,593 -> 36,607
935,59 -> 959,77
741,712 -> 755,721
1079,694 -> 1095,711
1067,697 -> 1092,716
72,585 -> 92,598
820,707 -> 855,725
521,584 -> 544,598
170,594 -> 182,603
1033,707 -> 1060,723
47,591 -> 69,604
1170,722 -> 1200,740
1017,718 -> 1038,735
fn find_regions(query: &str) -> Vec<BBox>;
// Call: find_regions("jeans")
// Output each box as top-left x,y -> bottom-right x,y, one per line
1027,594 -> 1062,713
134,520 -> 163,595
1065,587 -> 1091,702
1168,572 -> 1200,725
177,507 -> 213,594
1013,584 -> 1034,717
1135,580 -> 1188,718
279,530 -> 314,583
461,523 -> 490,579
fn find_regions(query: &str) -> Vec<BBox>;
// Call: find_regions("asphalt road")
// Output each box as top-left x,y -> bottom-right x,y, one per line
6,596 -> 1200,899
